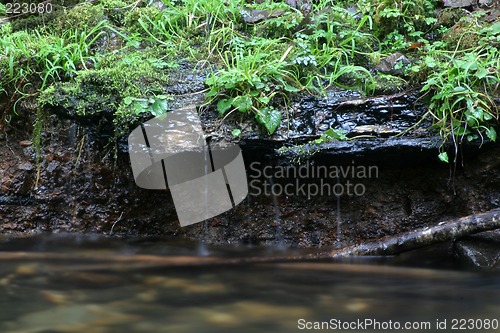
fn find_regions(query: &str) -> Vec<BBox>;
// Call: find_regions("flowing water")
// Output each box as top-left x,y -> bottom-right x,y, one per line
0,234 -> 498,333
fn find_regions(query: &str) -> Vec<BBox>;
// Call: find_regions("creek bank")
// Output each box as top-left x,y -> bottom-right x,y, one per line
1,81 -> 500,261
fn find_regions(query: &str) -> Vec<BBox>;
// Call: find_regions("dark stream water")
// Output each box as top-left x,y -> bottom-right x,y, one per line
0,234 -> 498,333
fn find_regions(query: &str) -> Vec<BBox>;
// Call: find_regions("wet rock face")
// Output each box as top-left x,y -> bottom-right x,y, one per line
201,87 -> 431,149
454,230 -> 500,270
1,83 -> 500,247
297,89 -> 427,137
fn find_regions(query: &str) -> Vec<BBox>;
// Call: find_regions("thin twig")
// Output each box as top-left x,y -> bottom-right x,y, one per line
110,211 -> 124,235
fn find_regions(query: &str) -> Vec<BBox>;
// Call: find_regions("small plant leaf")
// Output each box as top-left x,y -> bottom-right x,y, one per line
123,97 -> 134,106
254,81 -> 265,89
486,127 -> 497,142
283,83 -> 300,92
438,152 -> 449,163
255,107 -> 281,134
324,128 -> 347,140
217,98 -> 233,115
233,95 -> 252,112
150,97 -> 169,117
475,67 -> 488,79
231,129 -> 242,137
424,56 -> 436,68
490,22 -> 500,35
205,89 -> 219,98
258,96 -> 270,105
133,100 -> 149,114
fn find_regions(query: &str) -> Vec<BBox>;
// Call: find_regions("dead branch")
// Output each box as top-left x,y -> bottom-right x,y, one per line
328,209 -> 500,258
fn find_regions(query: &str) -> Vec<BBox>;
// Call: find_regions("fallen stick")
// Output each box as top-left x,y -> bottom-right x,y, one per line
328,208 -> 500,258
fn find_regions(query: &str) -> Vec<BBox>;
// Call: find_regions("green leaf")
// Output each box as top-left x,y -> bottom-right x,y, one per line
411,65 -> 421,73
205,76 -> 216,86
490,22 -> 500,35
438,152 -> 449,163
467,134 -> 478,141
123,97 -> 135,106
453,86 -> 467,93
471,107 -> 484,121
231,129 -> 242,137
424,56 -> 436,68
283,83 -> 300,92
254,81 -> 265,89
421,77 -> 436,91
255,107 -> 282,134
217,98 -> 233,116
224,81 -> 237,89
150,97 -> 169,117
133,100 -> 149,114
233,95 -> 252,112
425,17 -> 437,25
475,67 -> 488,79
128,96 -> 170,117
257,96 -> 270,105
324,128 -> 347,140
206,89 -> 219,98
486,127 -> 497,142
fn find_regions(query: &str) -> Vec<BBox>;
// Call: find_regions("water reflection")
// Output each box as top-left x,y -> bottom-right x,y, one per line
0,234 -> 498,333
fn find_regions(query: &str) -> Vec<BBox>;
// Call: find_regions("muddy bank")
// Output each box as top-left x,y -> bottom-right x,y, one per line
1,98 -> 499,248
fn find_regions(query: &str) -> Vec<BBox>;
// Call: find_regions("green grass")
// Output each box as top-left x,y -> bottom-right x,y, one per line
0,19 -> 107,114
0,0 -> 498,161
417,21 -> 500,162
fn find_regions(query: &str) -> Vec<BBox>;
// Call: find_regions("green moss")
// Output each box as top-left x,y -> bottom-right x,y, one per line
38,50 -> 170,138
124,6 -> 163,35
442,18 -> 481,50
278,143 -> 322,165
437,8 -> 464,28
59,3 -> 105,32
9,10 -> 63,32
100,0 -> 128,26
372,74 -> 407,95
7,0 -> 88,31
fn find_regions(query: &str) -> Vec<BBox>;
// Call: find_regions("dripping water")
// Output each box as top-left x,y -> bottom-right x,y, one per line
266,159 -> 286,250
335,172 -> 342,248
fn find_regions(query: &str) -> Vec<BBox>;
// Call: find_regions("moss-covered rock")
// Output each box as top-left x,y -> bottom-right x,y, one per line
38,51 -> 171,138
442,17 -> 482,50
372,74 -> 408,95
437,8 -> 465,27
8,0 -> 89,32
